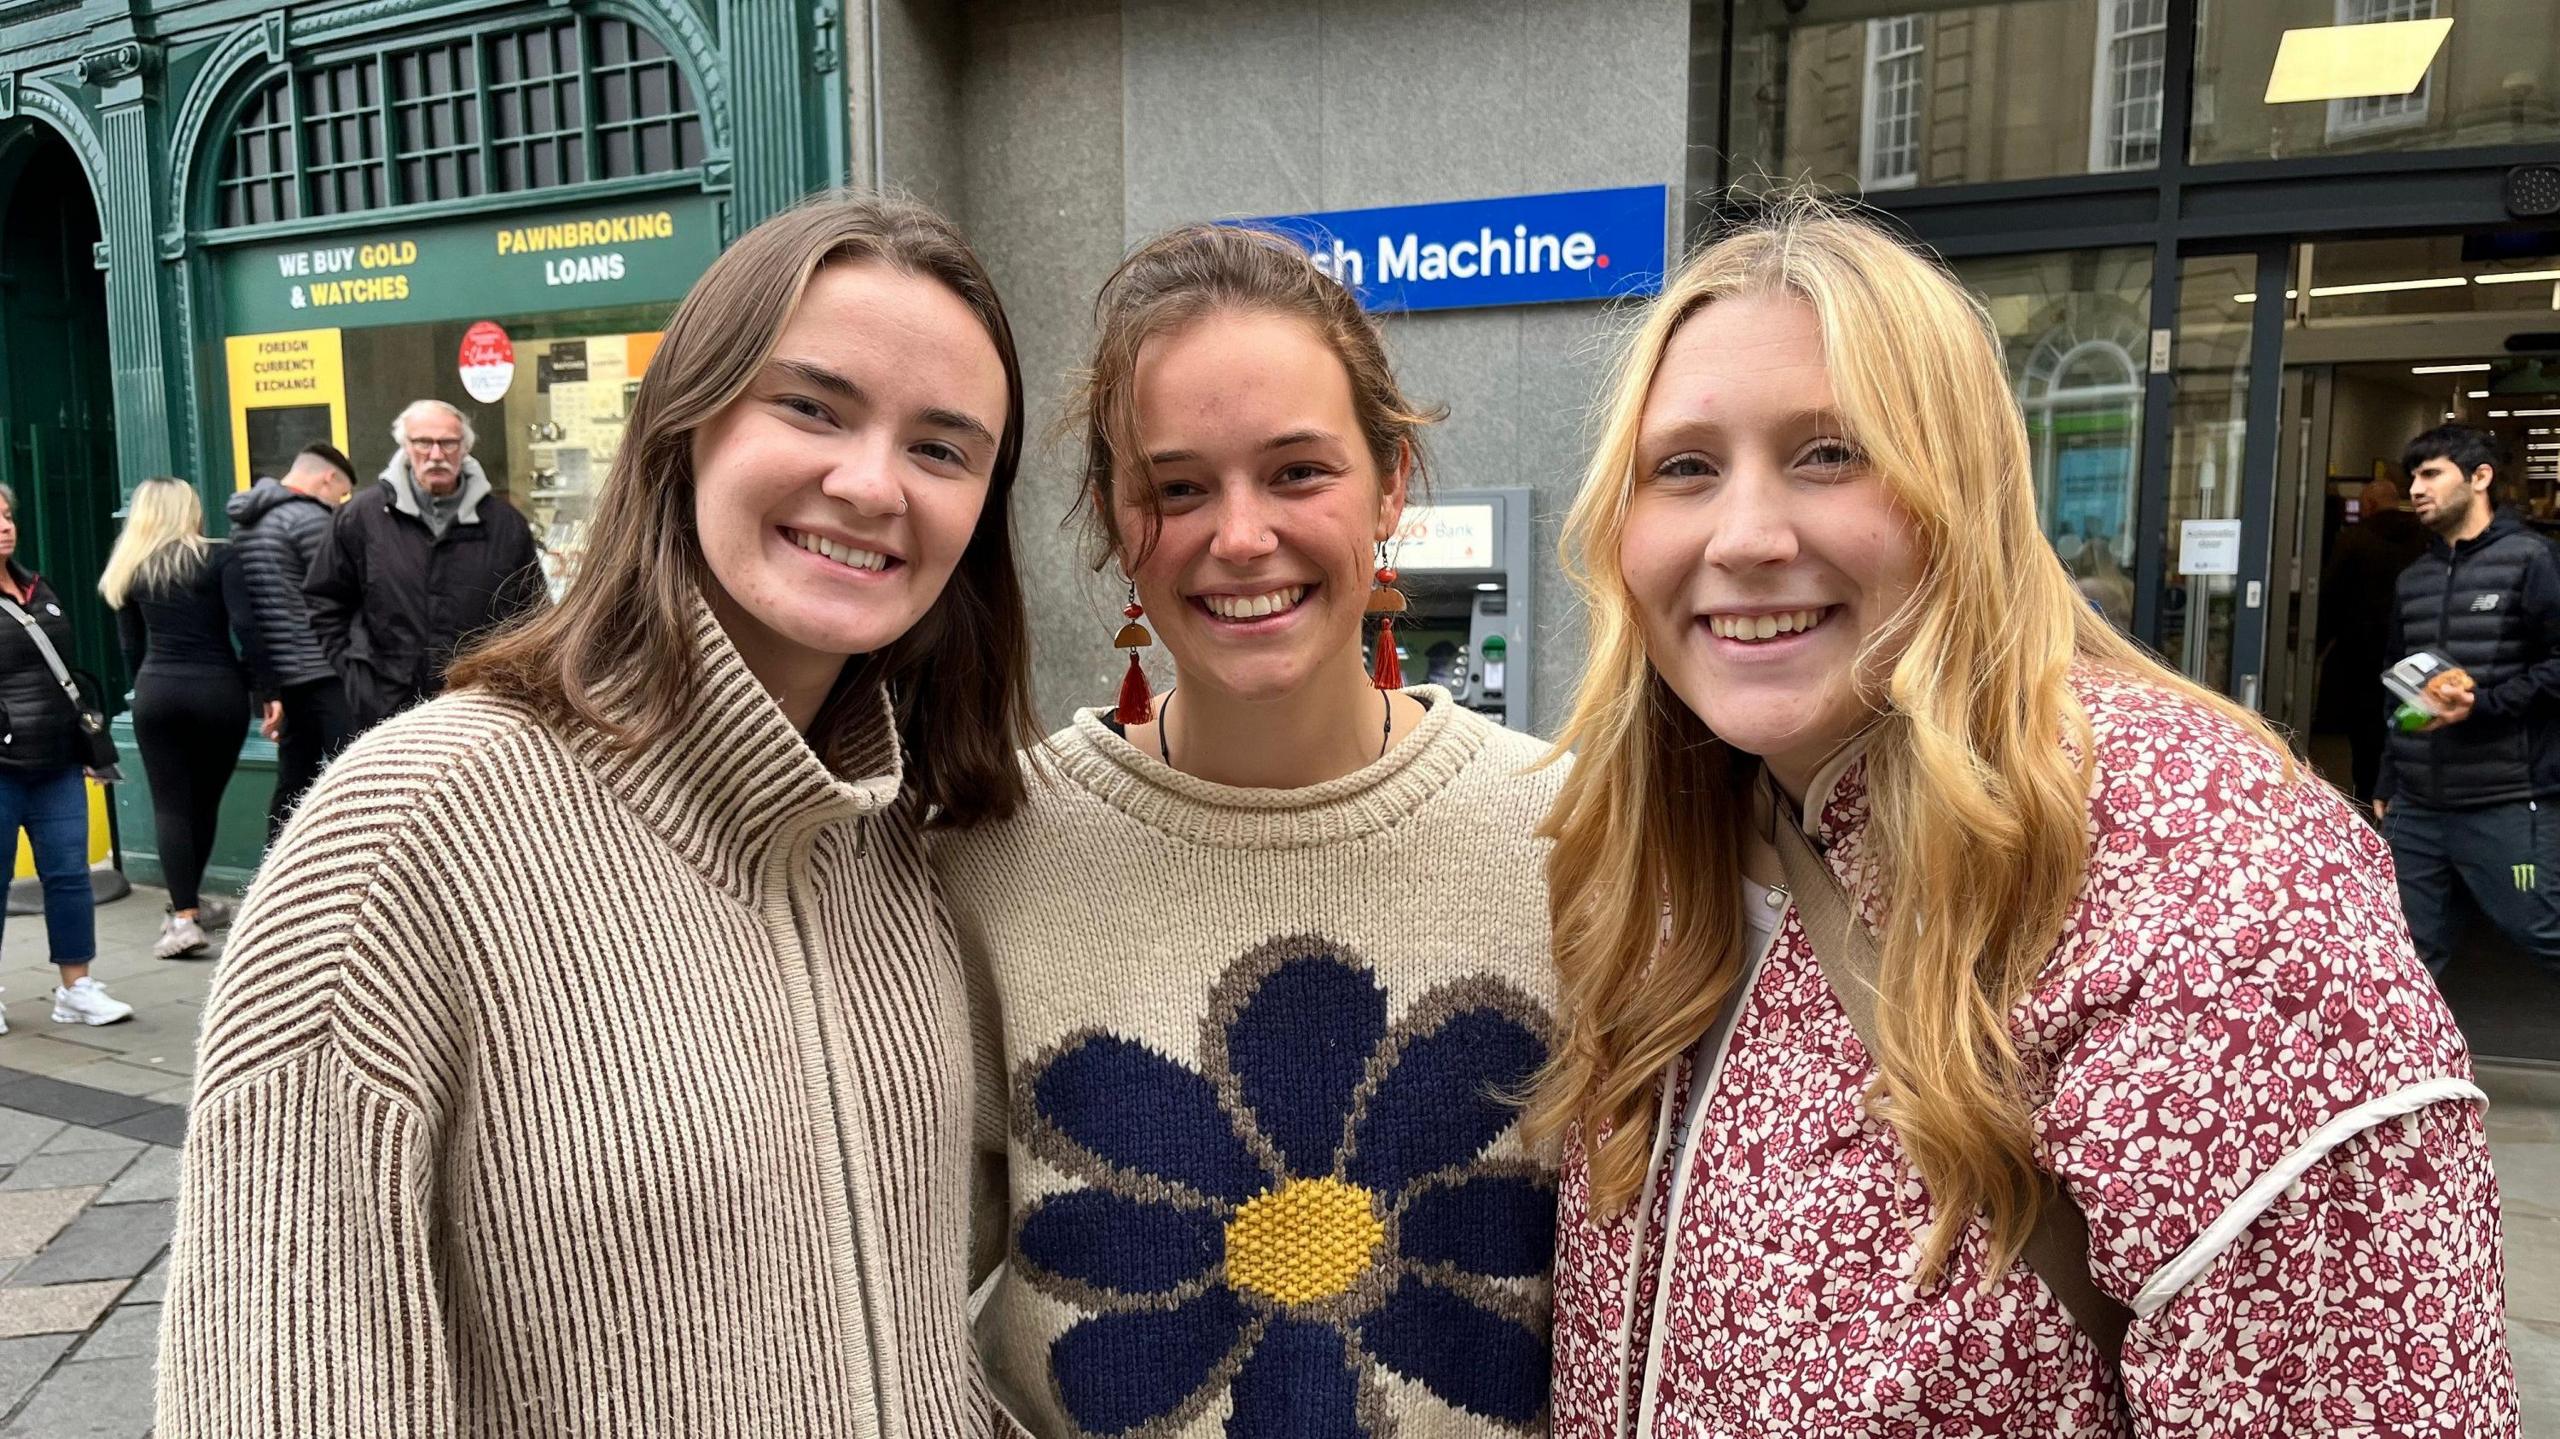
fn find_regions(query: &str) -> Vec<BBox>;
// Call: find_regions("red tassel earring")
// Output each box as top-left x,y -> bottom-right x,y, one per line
1113,581 -> 1156,724
1367,542 -> 1406,690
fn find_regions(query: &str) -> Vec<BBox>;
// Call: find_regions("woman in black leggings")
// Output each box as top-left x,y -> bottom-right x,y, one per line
101,477 -> 258,959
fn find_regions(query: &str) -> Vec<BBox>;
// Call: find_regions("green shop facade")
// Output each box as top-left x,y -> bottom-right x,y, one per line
0,0 -> 849,891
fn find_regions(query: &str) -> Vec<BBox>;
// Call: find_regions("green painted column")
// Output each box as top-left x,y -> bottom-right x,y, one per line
82,40 -> 181,494
720,0 -> 837,231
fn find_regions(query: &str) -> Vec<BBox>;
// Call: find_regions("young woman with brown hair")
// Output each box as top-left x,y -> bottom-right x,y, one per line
158,194 -> 1038,1438
1536,197 -> 2515,1437
935,224 -> 1564,1437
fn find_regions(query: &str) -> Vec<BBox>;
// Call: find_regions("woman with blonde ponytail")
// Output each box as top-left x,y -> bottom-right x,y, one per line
1534,195 -> 2516,1437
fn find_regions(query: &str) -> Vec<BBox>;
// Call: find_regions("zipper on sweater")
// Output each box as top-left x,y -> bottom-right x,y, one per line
761,819 -> 890,1433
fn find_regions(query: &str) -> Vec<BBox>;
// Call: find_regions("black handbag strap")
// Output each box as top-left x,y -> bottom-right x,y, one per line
1761,769 -> 2133,1367
0,593 -> 88,714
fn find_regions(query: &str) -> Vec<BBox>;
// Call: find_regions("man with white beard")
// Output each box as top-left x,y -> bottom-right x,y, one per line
305,398 -> 546,735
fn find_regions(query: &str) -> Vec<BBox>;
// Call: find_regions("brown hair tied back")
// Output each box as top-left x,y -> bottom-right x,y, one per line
1065,223 -> 1446,571
448,192 -> 1037,828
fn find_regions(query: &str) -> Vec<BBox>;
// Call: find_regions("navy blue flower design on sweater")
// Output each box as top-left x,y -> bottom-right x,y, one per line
1011,935 -> 1554,1438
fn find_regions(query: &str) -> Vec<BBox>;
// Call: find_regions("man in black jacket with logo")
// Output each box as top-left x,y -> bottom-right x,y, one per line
2377,424 -> 2560,979
228,442 -> 356,840
306,400 -> 547,736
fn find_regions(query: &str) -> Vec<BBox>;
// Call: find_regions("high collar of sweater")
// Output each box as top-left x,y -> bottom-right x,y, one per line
1042,684 -> 1488,848
573,594 -> 905,891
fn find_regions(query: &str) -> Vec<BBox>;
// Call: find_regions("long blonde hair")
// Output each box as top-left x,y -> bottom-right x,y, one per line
1527,193 -> 2284,1283
99,477 -> 209,610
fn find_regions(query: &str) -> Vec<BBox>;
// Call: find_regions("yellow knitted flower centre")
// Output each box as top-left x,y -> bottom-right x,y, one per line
1222,1177 -> 1385,1305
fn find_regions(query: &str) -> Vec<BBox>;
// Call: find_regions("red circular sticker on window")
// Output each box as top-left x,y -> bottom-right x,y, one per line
458,321 -> 516,403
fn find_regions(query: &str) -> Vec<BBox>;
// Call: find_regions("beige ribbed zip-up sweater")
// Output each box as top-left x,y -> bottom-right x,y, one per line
157,603 -> 1002,1438
935,693 -> 1567,1438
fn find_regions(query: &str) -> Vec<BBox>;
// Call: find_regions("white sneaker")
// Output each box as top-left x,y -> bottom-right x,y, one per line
154,914 -> 209,960
196,896 -> 235,930
52,976 -> 134,1026
1,985 -> 9,1035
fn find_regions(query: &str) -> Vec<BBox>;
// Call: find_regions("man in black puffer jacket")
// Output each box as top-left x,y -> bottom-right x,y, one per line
2377,424 -> 2560,980
227,442 -> 357,842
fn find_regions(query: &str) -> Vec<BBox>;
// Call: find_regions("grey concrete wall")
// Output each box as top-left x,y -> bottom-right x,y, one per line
871,0 -> 1690,735
869,0 -> 970,215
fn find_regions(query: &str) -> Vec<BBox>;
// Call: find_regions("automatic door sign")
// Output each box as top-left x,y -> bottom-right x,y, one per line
459,321 -> 516,403
2177,519 -> 2244,577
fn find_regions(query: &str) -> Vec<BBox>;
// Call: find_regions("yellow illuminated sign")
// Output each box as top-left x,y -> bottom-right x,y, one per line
224,328 -> 348,491
2264,18 -> 2453,105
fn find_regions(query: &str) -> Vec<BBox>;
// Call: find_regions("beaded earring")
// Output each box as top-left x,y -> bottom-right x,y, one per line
1113,580 -> 1155,724
1367,541 -> 1406,689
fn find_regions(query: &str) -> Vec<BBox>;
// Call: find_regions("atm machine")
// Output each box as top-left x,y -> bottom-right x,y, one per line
1385,487 -> 1535,733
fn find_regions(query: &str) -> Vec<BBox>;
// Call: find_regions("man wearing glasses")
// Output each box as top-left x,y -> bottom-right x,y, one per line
305,398 -> 547,736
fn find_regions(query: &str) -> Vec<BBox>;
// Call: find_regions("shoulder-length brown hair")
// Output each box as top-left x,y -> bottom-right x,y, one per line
1065,223 -> 1443,570
449,192 -> 1036,827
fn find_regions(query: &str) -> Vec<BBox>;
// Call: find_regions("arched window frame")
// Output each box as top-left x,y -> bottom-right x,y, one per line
2021,318 -> 2148,562
205,7 -> 708,234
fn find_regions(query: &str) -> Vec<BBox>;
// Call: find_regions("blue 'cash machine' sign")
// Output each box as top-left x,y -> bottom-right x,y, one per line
1239,185 -> 1670,314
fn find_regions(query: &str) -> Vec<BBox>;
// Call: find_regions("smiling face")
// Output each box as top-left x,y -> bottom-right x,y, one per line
690,259 -> 1008,686
1619,291 -> 1926,791
1117,309 -> 1405,706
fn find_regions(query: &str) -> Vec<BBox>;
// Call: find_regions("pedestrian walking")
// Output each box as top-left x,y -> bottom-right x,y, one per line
1536,197 -> 2514,1436
0,483 -> 131,1027
935,223 -> 1567,1437
100,477 -> 256,960
2319,474 -> 2431,804
226,442 -> 357,841
2375,423 -> 2560,983
159,194 -> 1038,1438
304,399 -> 545,736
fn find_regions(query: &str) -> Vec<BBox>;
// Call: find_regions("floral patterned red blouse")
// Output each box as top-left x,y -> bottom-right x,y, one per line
1551,669 -> 2519,1438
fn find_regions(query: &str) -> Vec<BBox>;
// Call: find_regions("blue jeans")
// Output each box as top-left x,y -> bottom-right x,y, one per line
0,765 -> 95,965
2383,797 -> 2560,981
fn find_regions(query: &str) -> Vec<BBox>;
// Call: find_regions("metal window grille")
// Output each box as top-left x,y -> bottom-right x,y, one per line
2329,0 -> 2436,137
215,77 -> 296,227
487,21 -> 587,191
588,18 -> 705,178
1862,16 -> 1926,190
300,57 -> 387,216
210,12 -> 704,227
2100,0 -> 2170,170
391,40 -> 481,202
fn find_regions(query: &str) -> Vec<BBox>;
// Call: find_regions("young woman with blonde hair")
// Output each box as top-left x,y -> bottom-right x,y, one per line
100,475 -> 257,962
1535,197 -> 2516,1436
160,194 -> 1038,1437
936,224 -> 1564,1436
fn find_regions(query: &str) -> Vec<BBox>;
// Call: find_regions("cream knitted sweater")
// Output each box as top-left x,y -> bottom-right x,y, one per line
934,690 -> 1567,1439
156,604 -> 1003,1438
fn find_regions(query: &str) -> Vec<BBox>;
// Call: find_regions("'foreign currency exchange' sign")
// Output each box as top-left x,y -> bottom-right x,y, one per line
1241,185 -> 1670,314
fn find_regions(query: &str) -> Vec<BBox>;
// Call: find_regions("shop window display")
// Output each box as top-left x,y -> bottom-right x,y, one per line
226,307 -> 669,600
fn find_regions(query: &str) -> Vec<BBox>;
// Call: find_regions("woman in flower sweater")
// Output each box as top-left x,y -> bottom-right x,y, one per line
1533,195 -> 2515,1436
935,224 -> 1565,1437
